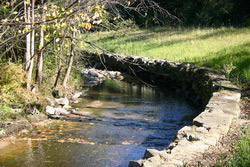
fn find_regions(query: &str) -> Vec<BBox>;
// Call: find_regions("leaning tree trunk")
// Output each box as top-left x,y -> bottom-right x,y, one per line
36,0 -> 44,87
62,38 -> 74,88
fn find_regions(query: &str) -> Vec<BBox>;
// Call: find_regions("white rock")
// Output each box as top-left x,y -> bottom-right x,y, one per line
117,76 -> 124,80
31,87 -> 36,93
63,104 -> 72,109
73,100 -> 79,104
46,97 -> 55,106
55,97 -> 69,106
55,107 -> 70,115
46,106 -> 56,115
72,92 -> 82,99
88,71 -> 98,77
196,127 -> 209,133
46,106 -> 70,115
70,109 -> 76,114
0,129 -> 6,137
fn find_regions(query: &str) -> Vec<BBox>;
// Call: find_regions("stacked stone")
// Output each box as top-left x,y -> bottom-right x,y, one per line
83,51 -> 242,167
84,51 -> 218,108
82,68 -> 124,87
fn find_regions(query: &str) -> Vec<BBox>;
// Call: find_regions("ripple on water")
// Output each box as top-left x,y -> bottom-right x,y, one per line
0,77 -> 199,167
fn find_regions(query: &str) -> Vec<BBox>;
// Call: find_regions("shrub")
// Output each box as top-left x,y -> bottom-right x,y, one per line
0,104 -> 19,121
0,63 -> 26,103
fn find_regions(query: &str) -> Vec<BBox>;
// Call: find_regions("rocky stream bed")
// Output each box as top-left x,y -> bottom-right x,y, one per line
0,74 -> 199,167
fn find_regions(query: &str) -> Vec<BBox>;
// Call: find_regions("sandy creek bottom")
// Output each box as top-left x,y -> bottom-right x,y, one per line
0,77 -> 199,167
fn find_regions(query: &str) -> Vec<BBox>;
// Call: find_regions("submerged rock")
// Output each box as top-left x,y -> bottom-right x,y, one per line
87,100 -> 103,108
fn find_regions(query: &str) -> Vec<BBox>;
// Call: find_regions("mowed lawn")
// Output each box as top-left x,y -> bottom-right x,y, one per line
85,27 -> 250,87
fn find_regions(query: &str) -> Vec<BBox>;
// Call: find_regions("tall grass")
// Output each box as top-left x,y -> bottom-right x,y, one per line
85,27 -> 250,87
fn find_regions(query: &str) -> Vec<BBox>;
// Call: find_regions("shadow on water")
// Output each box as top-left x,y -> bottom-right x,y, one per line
0,76 -> 200,167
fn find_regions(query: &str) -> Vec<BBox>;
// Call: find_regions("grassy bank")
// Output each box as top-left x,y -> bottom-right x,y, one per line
85,27 -> 250,87
216,125 -> 250,167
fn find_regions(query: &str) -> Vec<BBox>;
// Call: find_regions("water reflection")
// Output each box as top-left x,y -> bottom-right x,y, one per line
0,77 -> 199,167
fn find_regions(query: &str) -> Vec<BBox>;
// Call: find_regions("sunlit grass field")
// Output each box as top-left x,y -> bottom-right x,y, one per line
84,27 -> 250,87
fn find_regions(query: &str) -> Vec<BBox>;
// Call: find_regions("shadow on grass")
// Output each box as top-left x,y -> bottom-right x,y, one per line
89,27 -> 247,54
141,28 -> 242,52
196,28 -> 240,40
196,42 -> 250,87
87,27 -> 250,87
89,27 -> 189,47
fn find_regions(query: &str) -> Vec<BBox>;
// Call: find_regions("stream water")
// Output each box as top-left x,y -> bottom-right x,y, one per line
0,77 -> 199,167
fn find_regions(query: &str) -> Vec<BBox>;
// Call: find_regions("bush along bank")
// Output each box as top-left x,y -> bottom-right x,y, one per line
0,63 -> 48,138
0,63 -> 83,139
0,61 -> 126,138
83,51 -> 242,167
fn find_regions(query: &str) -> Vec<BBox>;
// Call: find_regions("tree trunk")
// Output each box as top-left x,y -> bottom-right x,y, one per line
27,0 -> 35,89
62,38 -> 74,88
53,39 -> 65,88
54,66 -> 62,88
36,0 -> 44,87
24,0 -> 31,89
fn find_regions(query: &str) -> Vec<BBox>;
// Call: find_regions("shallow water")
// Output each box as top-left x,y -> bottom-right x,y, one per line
0,77 -> 199,167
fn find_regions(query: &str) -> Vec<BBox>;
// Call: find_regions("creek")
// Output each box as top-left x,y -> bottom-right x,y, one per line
0,76 -> 199,167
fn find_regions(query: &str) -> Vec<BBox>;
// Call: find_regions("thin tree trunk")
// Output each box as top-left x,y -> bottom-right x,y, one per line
62,37 -> 75,88
53,39 -> 65,88
24,0 -> 31,89
54,66 -> 62,88
27,0 -> 35,89
36,0 -> 44,87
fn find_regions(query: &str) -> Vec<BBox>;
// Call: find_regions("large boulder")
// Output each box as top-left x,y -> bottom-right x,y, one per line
87,100 -> 103,108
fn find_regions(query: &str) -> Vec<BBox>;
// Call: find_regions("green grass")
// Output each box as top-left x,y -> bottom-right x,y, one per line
215,125 -> 250,167
0,104 -> 25,121
84,27 -> 250,87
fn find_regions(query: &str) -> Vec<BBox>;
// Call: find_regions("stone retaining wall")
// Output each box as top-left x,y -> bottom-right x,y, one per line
83,51 -> 241,167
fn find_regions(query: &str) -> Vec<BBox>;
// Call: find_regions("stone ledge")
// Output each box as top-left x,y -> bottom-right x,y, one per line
82,51 -> 241,167
129,91 -> 240,167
